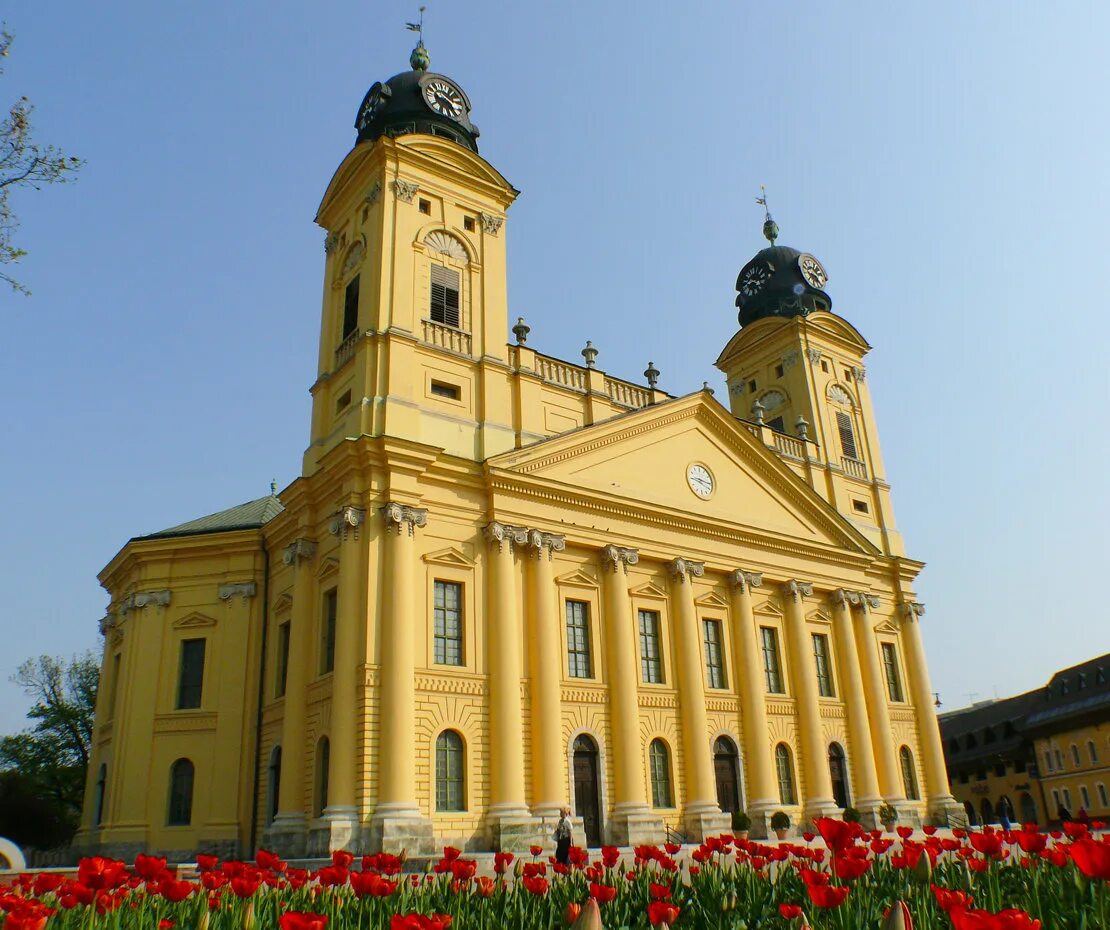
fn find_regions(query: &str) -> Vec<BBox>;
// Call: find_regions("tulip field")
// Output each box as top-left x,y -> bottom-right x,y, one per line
1,819 -> 1108,930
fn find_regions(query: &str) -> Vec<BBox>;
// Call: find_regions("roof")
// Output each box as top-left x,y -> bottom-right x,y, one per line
1024,652 -> 1110,732
939,690 -> 1042,765
138,495 -> 284,540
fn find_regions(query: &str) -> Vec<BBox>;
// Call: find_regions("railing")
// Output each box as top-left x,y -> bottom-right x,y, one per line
841,456 -> 868,479
605,377 -> 652,409
421,319 -> 473,356
334,330 -> 359,368
739,421 -> 762,438
664,823 -> 688,847
535,354 -> 587,391
772,431 -> 806,460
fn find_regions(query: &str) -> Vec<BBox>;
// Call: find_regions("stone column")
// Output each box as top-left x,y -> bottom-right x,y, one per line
317,506 -> 366,852
601,545 -> 664,845
484,522 -> 540,849
780,580 -> 839,825
525,529 -> 568,820
268,538 -> 317,855
368,503 -> 434,853
727,571 -> 777,837
851,596 -> 904,806
901,602 -> 966,826
669,558 -> 731,840
830,590 -> 883,825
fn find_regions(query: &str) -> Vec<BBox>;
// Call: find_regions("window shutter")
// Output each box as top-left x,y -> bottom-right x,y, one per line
836,411 -> 858,459
430,264 -> 461,328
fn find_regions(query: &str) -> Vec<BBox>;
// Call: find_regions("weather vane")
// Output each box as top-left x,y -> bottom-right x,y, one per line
406,6 -> 427,46
406,5 -> 430,70
756,184 -> 779,245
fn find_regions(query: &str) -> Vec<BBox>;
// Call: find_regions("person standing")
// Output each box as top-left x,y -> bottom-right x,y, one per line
553,806 -> 572,865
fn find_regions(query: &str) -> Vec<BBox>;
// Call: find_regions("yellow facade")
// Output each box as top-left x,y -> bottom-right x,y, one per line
75,54 -> 964,859
1034,724 -> 1110,820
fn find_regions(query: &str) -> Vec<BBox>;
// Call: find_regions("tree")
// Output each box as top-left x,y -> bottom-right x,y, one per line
0,653 -> 98,847
0,25 -> 83,294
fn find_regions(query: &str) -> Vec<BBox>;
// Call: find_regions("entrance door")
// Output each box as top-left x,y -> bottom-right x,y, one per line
828,743 -> 850,809
713,737 -> 741,813
573,735 -> 602,847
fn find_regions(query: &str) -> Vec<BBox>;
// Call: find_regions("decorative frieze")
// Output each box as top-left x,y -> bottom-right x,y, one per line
561,687 -> 607,705
601,544 -> 638,573
282,538 -> 317,566
479,212 -> 503,235
668,557 -> 705,583
831,589 -> 880,610
782,579 -> 813,601
329,506 -> 366,540
484,521 -> 529,552
525,529 -> 566,560
217,582 -> 257,601
638,693 -> 679,709
728,570 -> 763,593
119,590 -> 171,615
380,503 -> 428,536
415,675 -> 487,696
392,179 -> 419,203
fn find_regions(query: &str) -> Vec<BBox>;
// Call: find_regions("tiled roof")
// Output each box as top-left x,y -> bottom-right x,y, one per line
139,495 -> 284,540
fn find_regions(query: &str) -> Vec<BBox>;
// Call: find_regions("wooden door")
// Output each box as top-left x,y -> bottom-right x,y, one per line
714,752 -> 740,813
573,743 -> 602,848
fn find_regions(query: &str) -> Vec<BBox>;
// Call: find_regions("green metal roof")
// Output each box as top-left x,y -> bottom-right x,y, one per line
139,494 -> 284,540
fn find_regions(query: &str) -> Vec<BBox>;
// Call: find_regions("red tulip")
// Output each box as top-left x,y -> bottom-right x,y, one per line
1016,832 -> 1047,854
474,876 -> 495,897
331,850 -> 355,869
967,858 -> 989,873
601,846 -> 620,868
256,849 -> 286,873
493,851 -> 513,874
134,854 -> 168,880
923,826 -> 938,836
77,857 -> 128,891
159,921 -> 175,930
1069,837 -> 1110,880
564,903 -> 581,925
529,845 -> 543,857
589,882 -> 617,904
159,879 -> 194,902
814,817 -> 861,854
779,903 -> 803,919
932,885 -> 974,913
806,884 -> 850,908
897,826 -> 913,839
647,900 -> 681,926
522,875 -> 549,896
649,882 -> 672,899
196,854 -> 220,872
833,855 -> 871,880
349,870 -> 396,897
31,873 -> 64,897
230,875 -> 261,898
664,843 -> 682,855
969,831 -> 1004,858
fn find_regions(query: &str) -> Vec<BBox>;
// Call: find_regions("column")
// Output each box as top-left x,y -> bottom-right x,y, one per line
525,529 -> 568,819
830,590 -> 883,824
601,545 -> 664,845
669,558 -> 731,840
368,503 -> 434,853
851,596 -> 904,804
728,571 -> 777,837
483,522 -> 538,848
269,539 -> 317,854
780,580 -> 838,824
320,506 -> 366,850
901,601 -> 965,825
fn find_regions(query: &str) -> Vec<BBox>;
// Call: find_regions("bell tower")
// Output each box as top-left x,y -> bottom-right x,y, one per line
715,206 -> 905,557
303,40 -> 519,475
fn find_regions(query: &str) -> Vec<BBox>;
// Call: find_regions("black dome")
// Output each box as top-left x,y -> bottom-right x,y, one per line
735,244 -> 831,327
354,58 -> 480,153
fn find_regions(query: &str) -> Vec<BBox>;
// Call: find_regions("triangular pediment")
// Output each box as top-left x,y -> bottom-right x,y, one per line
557,569 -> 598,588
173,611 -> 218,630
873,619 -> 899,635
316,557 -> 340,581
807,609 -> 832,626
273,590 -> 293,614
487,393 -> 878,558
423,546 -> 475,568
631,581 -> 668,599
753,600 -> 784,618
694,591 -> 729,610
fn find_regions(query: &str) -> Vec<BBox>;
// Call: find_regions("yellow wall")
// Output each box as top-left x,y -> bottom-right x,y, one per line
1035,723 -> 1110,819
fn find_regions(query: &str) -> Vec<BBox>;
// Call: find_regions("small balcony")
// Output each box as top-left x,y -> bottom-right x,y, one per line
421,318 -> 473,356
841,456 -> 868,480
334,330 -> 358,368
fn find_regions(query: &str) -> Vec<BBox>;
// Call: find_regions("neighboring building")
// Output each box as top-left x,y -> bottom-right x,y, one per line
940,653 -> 1110,826
74,40 -> 963,861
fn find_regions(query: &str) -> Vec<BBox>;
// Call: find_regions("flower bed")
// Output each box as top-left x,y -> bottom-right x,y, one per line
2,820 -> 1108,929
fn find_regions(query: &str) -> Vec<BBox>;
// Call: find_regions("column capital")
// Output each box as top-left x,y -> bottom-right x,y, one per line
484,521 -> 529,552
380,502 -> 428,536
901,601 -> 925,619
282,538 -> 317,565
525,528 -> 566,560
831,589 -> 880,610
119,589 -> 171,615
329,506 -> 366,540
601,544 -> 638,573
668,557 -> 705,583
728,570 -> 762,593
218,581 -> 257,601
781,579 -> 813,601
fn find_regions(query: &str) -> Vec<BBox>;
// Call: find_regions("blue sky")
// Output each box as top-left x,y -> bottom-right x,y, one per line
1,2 -> 1107,731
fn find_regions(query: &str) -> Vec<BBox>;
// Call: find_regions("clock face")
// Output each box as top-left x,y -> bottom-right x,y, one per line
357,83 -> 388,130
687,463 -> 714,499
423,79 -> 465,118
739,263 -> 770,297
798,253 -> 828,290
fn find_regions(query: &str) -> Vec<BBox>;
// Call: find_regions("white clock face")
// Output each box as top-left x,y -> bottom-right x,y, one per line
798,253 -> 828,290
687,463 -> 714,499
423,79 -> 465,118
740,263 -> 770,297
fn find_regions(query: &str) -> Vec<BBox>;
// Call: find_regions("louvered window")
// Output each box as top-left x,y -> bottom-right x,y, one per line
430,264 -> 461,328
836,411 -> 859,460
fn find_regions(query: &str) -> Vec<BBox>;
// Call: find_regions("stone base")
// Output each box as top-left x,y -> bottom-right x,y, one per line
892,800 -> 923,831
307,806 -> 362,856
683,806 -> 732,843
488,812 -> 546,852
265,813 -> 308,858
850,798 -> 886,832
802,799 -> 844,832
367,805 -> 435,856
533,814 -> 584,853
744,800 -> 780,840
928,796 -> 969,829
608,804 -> 665,846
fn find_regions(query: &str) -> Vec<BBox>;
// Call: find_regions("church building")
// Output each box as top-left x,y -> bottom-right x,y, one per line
75,39 -> 963,859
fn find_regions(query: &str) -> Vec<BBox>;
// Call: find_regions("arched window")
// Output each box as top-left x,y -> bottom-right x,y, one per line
266,747 -> 282,825
979,798 -> 994,825
828,743 -> 850,808
424,232 -> 469,330
649,739 -> 673,808
775,743 -> 796,805
713,736 -> 741,813
1098,783 -> 1108,808
436,730 -> 465,812
93,764 -> 107,827
1019,792 -> 1038,825
315,737 -> 330,818
167,759 -> 195,826
899,746 -> 920,800
963,800 -> 978,826
1088,740 -> 1099,765
1071,744 -> 1081,766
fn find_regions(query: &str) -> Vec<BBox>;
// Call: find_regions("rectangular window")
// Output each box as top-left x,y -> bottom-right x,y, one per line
761,626 -> 784,693
430,264 -> 461,328
419,198 -> 431,214
565,600 -> 592,679
638,610 -> 664,684
108,652 -> 121,719
1080,785 -> 1091,809
1052,788 -> 1061,811
276,621 -> 291,698
434,581 -> 464,666
881,642 -> 904,702
429,380 -> 460,400
320,590 -> 337,674
1098,783 -> 1108,808
1055,749 -> 1064,770
176,639 -> 206,709
1063,787 -> 1073,810
1044,750 -> 1054,773
335,389 -> 352,414
341,274 -> 360,339
812,633 -> 835,697
774,364 -> 784,378
994,763 -> 1006,777
767,416 -> 785,433
836,410 -> 859,460
852,499 -> 870,514
463,216 -> 476,232
702,619 -> 726,689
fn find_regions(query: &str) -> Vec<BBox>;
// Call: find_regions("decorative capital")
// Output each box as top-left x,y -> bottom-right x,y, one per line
329,506 -> 367,540
479,212 -> 503,235
364,180 -> 382,207
781,349 -> 800,370
851,365 -> 867,384
282,538 -> 317,566
668,557 -> 705,583
484,521 -> 529,552
831,588 -> 850,607
526,528 -> 566,560
380,503 -> 428,536
901,601 -> 925,619
728,570 -> 763,593
806,348 -> 823,365
218,581 -> 257,601
98,614 -> 116,637
601,544 -> 639,573
782,579 -> 813,601
119,589 -> 171,615
324,232 -> 339,255
392,179 -> 419,203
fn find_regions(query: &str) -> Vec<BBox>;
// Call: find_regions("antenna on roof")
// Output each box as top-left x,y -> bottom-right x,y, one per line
756,184 -> 779,244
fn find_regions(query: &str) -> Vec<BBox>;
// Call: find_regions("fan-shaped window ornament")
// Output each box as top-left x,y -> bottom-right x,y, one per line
827,384 -> 853,406
424,231 -> 469,263
758,390 -> 785,412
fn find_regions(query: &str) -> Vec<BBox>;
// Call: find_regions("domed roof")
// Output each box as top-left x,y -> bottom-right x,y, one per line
734,242 -> 832,327
354,44 -> 480,152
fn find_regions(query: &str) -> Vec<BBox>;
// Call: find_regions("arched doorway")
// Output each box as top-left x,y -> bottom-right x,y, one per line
713,736 -> 741,814
979,798 -> 994,825
572,735 -> 602,848
828,743 -> 850,809
1019,792 -> 1038,825
998,795 -> 1014,824
963,800 -> 978,826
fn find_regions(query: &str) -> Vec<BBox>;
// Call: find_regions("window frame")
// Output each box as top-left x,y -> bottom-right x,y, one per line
565,600 -> 592,679
320,589 -> 337,675
812,632 -> 835,697
648,739 -> 674,808
275,620 -> 291,698
880,641 -> 905,703
433,580 -> 465,666
760,626 -> 784,694
638,609 -> 665,684
429,263 -> 462,329
702,618 -> 727,690
435,730 -> 466,813
166,758 -> 195,827
900,745 -> 920,800
775,743 -> 796,805
341,273 -> 360,340
176,638 -> 206,710
315,737 -> 330,818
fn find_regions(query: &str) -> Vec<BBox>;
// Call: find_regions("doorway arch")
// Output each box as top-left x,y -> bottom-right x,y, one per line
713,736 -> 742,814
828,743 -> 851,809
979,798 -> 994,824
1019,792 -> 1038,825
572,734 -> 603,848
